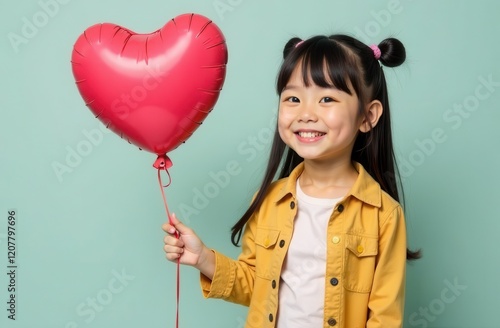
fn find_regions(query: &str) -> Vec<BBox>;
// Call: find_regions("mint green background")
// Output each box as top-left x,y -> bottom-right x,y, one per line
1,1 -> 499,327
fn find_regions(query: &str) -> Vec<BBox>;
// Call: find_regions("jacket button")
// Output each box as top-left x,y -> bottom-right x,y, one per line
290,201 -> 295,209
272,280 -> 277,289
279,240 -> 285,248
332,236 -> 340,244
337,204 -> 344,212
327,318 -> 337,326
330,277 -> 339,286
269,313 -> 274,322
357,245 -> 364,254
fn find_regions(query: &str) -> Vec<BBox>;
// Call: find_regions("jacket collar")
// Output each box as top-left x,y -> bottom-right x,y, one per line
274,161 -> 382,208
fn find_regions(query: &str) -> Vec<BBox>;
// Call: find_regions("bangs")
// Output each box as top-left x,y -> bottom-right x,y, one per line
277,36 -> 361,97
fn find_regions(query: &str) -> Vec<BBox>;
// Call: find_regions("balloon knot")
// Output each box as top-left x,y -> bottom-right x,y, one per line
153,154 -> 173,169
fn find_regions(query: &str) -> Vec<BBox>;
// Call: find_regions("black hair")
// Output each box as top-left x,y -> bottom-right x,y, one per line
231,34 -> 421,260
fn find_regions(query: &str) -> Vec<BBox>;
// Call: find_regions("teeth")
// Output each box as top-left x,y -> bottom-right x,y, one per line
298,131 -> 324,138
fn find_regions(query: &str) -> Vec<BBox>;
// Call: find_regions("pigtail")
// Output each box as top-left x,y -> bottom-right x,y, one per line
283,37 -> 303,58
378,38 -> 406,67
364,37 -> 421,260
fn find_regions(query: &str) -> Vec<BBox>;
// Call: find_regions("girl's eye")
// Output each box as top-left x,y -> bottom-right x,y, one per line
320,97 -> 335,103
285,96 -> 300,103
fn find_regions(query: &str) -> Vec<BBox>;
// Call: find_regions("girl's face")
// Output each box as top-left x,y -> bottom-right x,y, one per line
278,64 -> 364,164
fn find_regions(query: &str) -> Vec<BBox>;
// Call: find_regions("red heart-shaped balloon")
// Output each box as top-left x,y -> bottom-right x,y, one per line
71,13 -> 228,157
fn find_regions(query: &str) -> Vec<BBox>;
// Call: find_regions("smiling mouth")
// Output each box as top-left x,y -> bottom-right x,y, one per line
296,131 -> 326,138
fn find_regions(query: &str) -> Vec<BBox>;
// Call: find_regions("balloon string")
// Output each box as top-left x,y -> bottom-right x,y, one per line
157,168 -> 180,328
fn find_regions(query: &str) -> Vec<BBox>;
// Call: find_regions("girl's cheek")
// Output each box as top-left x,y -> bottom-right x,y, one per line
277,115 -> 292,133
278,108 -> 294,122
277,111 -> 286,127
277,125 -> 290,145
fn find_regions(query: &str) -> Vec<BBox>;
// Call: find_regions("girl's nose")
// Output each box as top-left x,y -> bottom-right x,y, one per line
298,105 -> 318,122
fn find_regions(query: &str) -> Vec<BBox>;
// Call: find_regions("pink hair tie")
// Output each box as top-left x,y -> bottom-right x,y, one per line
295,40 -> 304,48
370,44 -> 381,60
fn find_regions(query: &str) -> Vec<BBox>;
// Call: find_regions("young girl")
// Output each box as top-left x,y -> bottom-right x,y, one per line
163,34 -> 420,328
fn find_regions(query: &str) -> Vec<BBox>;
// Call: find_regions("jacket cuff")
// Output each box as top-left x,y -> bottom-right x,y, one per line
200,250 -> 235,299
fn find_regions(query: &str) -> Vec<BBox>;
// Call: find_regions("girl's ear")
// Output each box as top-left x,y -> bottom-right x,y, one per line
359,100 -> 383,133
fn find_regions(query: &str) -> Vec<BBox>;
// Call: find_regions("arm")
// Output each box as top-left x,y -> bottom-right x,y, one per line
163,209 -> 261,306
367,205 -> 407,328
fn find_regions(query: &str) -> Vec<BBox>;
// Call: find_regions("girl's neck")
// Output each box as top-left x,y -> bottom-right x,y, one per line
299,158 -> 358,199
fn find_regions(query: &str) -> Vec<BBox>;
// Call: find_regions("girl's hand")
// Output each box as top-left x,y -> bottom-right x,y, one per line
162,214 -> 215,278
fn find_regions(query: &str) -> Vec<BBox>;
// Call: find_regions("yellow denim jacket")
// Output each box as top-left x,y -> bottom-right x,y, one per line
200,162 -> 407,328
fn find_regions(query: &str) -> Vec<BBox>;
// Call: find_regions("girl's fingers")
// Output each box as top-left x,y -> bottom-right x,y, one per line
161,222 -> 177,235
162,213 -> 190,236
164,242 -> 185,262
165,252 -> 181,262
164,235 -> 184,248
162,213 -> 197,265
163,244 -> 184,255
169,213 -> 193,235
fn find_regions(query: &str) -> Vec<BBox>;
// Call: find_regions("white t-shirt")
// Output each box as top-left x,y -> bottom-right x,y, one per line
276,179 -> 341,327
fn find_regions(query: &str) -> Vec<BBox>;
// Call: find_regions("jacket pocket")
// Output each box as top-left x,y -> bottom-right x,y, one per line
343,234 -> 378,293
254,228 -> 280,280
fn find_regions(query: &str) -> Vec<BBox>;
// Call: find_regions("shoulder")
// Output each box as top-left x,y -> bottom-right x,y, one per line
353,162 -> 402,210
352,162 -> 404,224
378,189 -> 405,227
374,190 -> 408,251
379,189 -> 401,211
